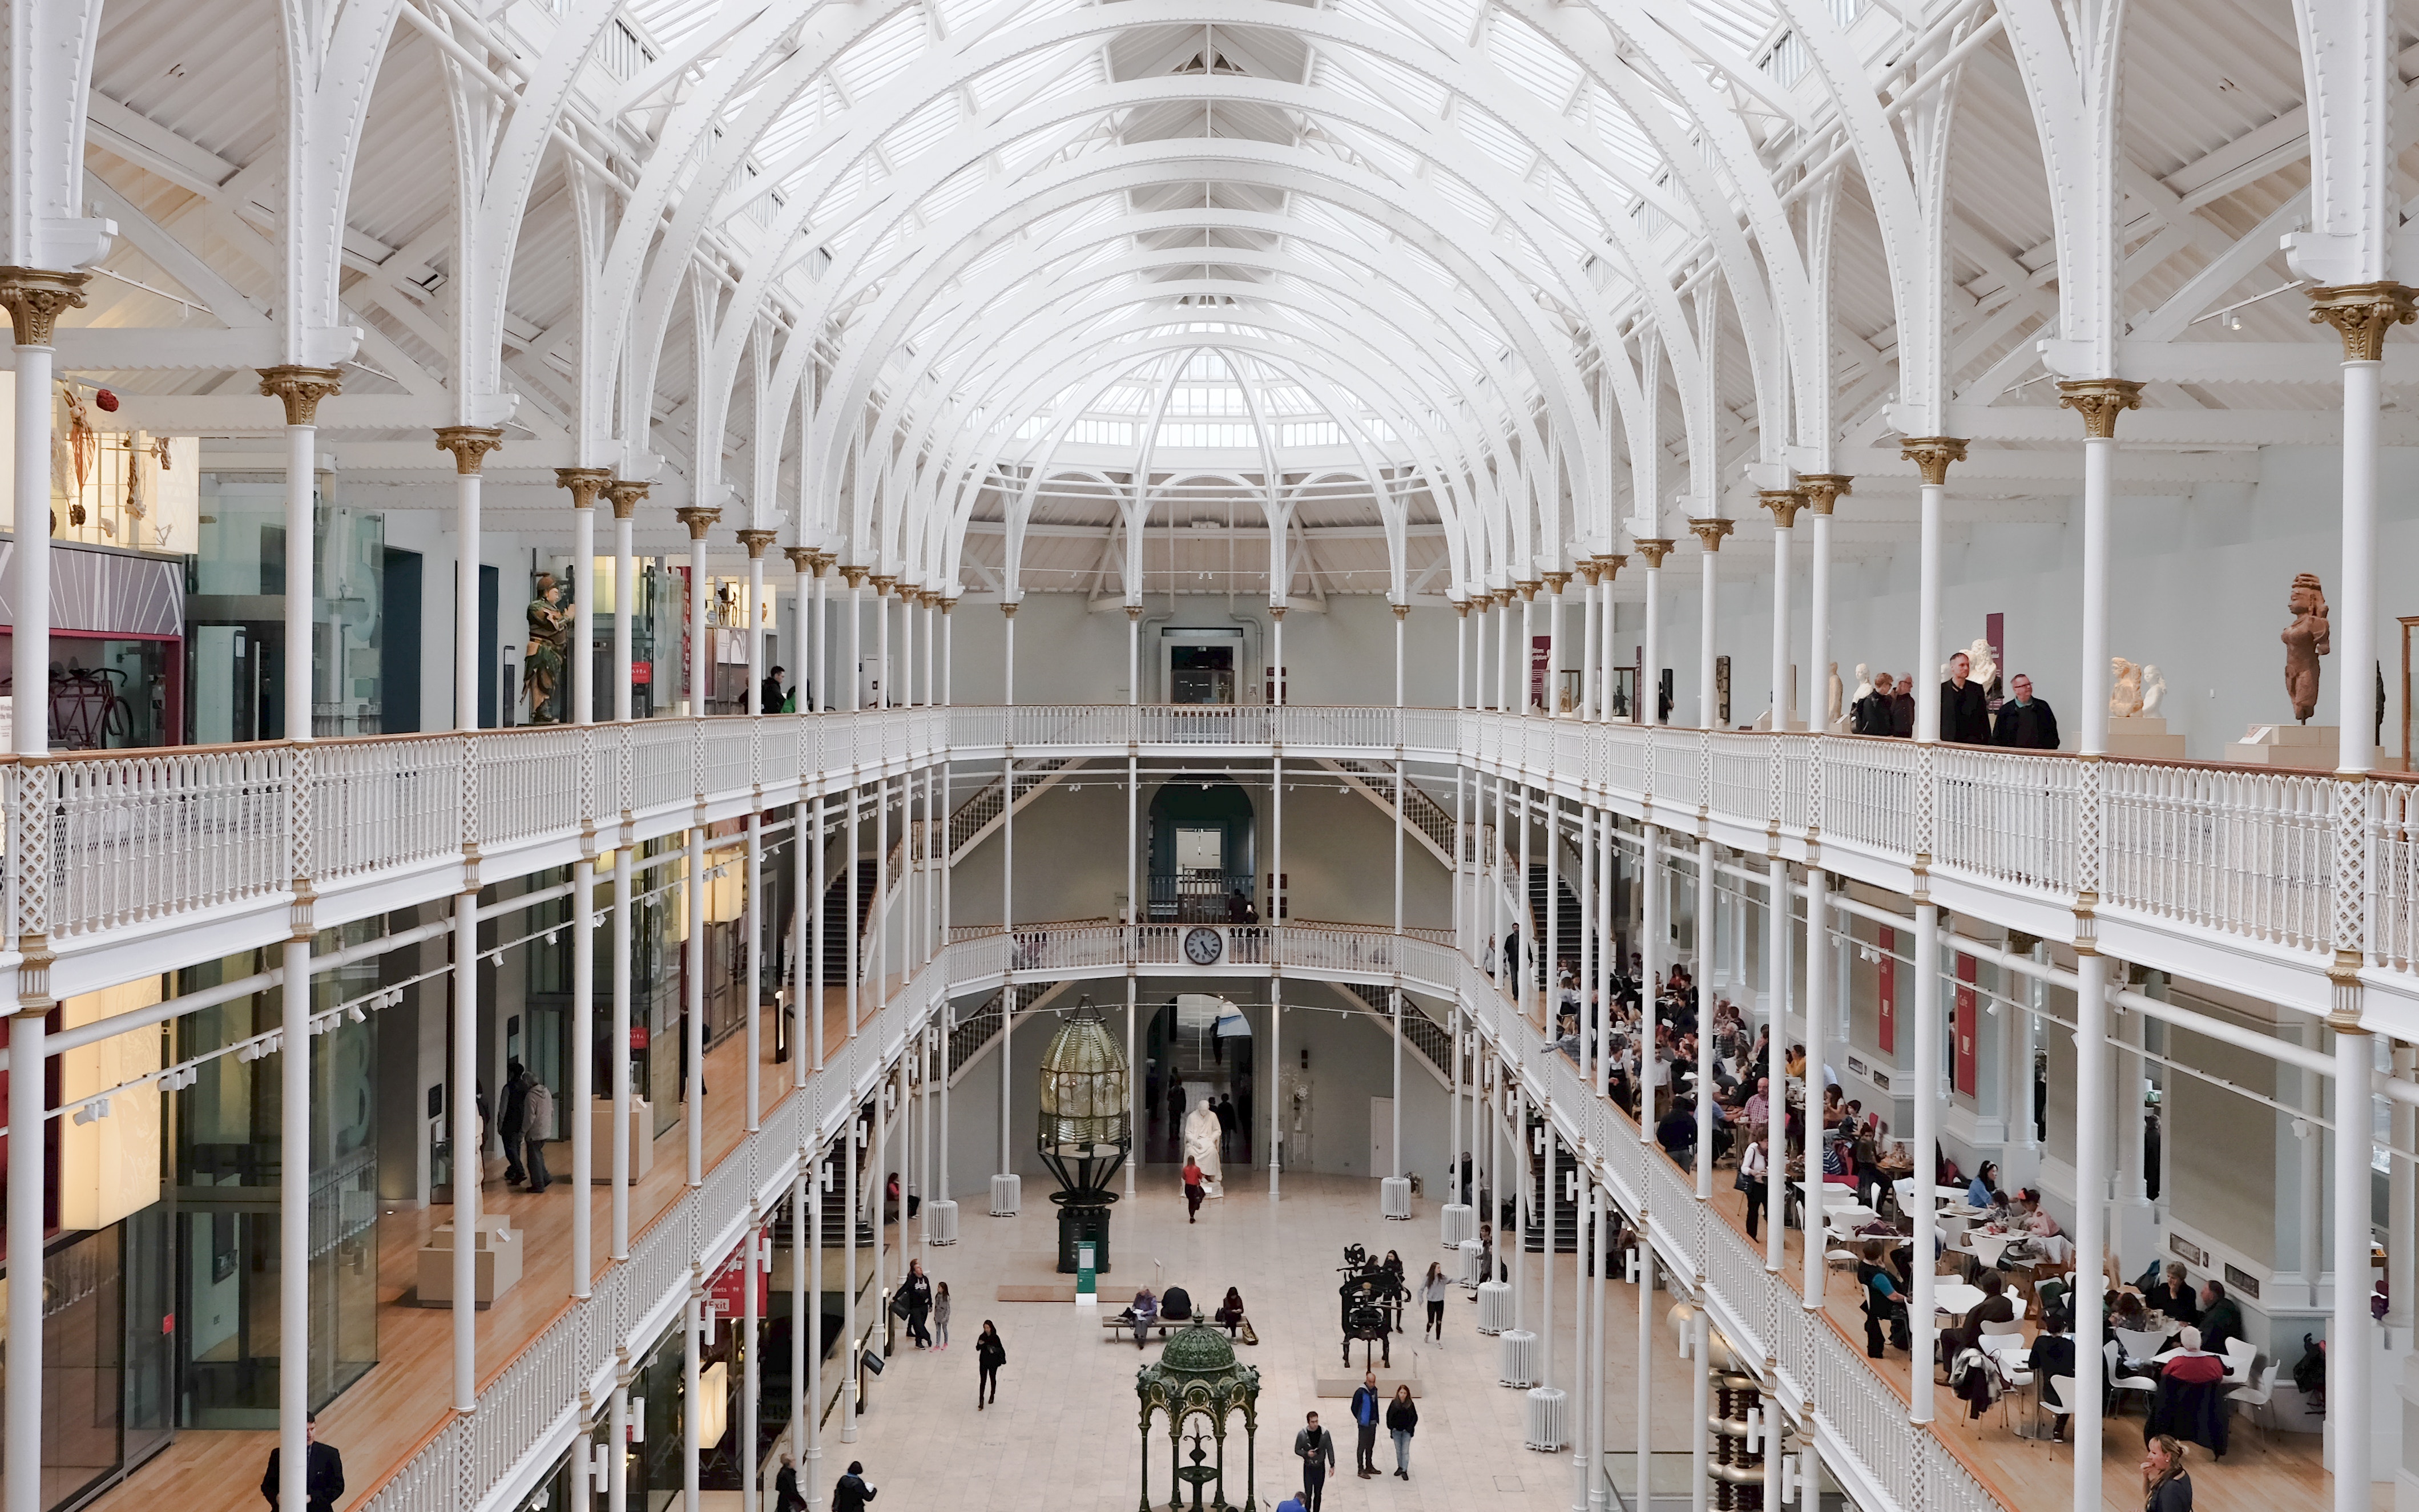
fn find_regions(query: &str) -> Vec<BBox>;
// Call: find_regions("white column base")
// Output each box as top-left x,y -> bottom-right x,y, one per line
1524,1385 -> 1569,1450
925,1197 -> 958,1245
990,1174 -> 1020,1215
1477,1279 -> 1513,1333
1442,1202 -> 1476,1248
1499,1327 -> 1538,1387
1382,1176 -> 1413,1220
1460,1238 -> 1486,1290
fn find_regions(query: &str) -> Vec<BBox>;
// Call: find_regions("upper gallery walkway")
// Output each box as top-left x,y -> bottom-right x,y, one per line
8,706 -> 2412,1037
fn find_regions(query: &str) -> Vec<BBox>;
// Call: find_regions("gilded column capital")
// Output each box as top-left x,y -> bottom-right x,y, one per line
555,467 -> 612,510
674,506 -> 721,541
783,546 -> 817,574
258,365 -> 345,427
870,574 -> 897,597
1453,598 -> 1471,619
999,600 -> 1018,619
939,594 -> 956,615
736,529 -> 779,559
434,425 -> 505,474
1685,517 -> 1734,552
1515,578 -> 1542,602
1575,561 -> 1602,587
1632,538 -> 1675,569
1391,601 -> 1410,620
2308,281 -> 2419,362
1596,553 -> 1627,582
1269,604 -> 1288,622
2054,378 -> 2146,440
1541,570 -> 1571,594
1124,603 -> 1143,621
604,478 -> 650,518
807,550 -> 837,577
1797,474 -> 1853,515
0,268 -> 89,347
1898,436 -> 1968,486
840,564 -> 869,588
1756,489 -> 1807,529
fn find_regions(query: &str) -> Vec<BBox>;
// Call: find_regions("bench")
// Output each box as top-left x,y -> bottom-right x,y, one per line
1103,1311 -> 1259,1345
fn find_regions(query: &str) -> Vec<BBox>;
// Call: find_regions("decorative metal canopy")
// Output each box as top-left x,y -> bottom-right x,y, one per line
1136,1319 -> 1262,1512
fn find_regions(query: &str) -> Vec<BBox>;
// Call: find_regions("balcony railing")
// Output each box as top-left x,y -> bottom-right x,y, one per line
4,707 -> 2407,1020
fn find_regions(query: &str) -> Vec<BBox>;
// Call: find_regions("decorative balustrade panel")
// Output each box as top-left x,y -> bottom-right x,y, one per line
315,735 -> 461,881
1821,738 -> 1918,857
48,745 -> 291,937
630,720 -> 695,811
2102,761 -> 2334,953
2373,778 -> 2419,971
476,725 -> 588,849
1707,732 -> 1766,822
1932,748 -> 2081,894
1649,727 -> 1704,811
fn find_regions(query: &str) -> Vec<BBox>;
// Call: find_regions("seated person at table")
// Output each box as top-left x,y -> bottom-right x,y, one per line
2030,1307 -> 2079,1442
2013,1189 -> 2072,1265
2142,1263 -> 2200,1325
1657,1098 -> 1699,1170
1940,1269 -> 2017,1360
1967,1162 -> 2001,1211
2160,1327 -> 2224,1385
2196,1280 -> 2245,1357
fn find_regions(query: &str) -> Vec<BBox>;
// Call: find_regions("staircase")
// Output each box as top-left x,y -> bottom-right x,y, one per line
1522,1119 -> 1582,1253
1526,864 -> 1585,988
1331,980 -> 1454,1084
946,757 -> 1084,861
945,978 -> 1081,1086
1317,759 -> 1457,865
817,859 -> 880,982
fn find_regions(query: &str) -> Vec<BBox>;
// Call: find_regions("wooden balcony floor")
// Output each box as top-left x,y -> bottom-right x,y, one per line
87,983 -> 889,1512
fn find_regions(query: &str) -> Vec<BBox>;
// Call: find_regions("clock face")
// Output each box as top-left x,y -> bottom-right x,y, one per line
1184,926 -> 1224,965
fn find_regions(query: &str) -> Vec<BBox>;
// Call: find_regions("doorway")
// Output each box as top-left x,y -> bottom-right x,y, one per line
1160,626 -> 1245,705
1147,781 -> 1256,922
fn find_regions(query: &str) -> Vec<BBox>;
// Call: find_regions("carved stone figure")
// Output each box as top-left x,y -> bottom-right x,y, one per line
2282,572 -> 2330,723
523,573 -> 573,722
2109,658 -> 2142,717
1964,637 -> 1999,697
2139,665 -> 2167,719
1827,662 -> 1845,724
1182,1097 -> 1224,1188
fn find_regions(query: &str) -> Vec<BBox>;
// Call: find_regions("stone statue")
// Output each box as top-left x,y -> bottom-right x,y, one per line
2139,664 -> 2167,719
2283,572 -> 2330,723
523,572 -> 573,723
1964,637 -> 1999,697
1182,1097 -> 1224,1189
1827,662 -> 1845,724
2109,658 -> 2142,717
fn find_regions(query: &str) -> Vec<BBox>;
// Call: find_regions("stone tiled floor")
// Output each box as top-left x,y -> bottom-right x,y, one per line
812,1170 -> 1702,1511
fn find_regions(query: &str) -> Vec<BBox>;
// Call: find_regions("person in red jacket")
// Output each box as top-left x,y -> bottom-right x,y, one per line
1183,1156 -> 1206,1222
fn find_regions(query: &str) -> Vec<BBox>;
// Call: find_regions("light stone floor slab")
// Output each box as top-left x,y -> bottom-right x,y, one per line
811,1171 -> 1702,1511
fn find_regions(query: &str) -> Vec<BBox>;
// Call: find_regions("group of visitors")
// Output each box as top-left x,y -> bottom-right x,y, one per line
1281,1375 -> 1420,1510
1119,1283 -> 1250,1348
1846,654 -> 2062,749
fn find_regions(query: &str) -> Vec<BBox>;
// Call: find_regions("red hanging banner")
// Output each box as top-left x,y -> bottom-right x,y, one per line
1953,953 -> 1979,1096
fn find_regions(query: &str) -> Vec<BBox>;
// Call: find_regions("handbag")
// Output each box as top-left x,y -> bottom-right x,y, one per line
889,1293 -> 910,1320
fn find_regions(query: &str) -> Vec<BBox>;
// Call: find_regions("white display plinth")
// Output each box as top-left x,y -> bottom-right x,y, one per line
1477,1279 -> 1512,1335
925,1197 -> 958,1245
1523,1385 -> 1569,1450
2229,723 -> 2340,769
1381,1176 -> 1412,1220
588,1098 -> 654,1183
1441,1203 -> 1476,1248
2106,715 -> 2187,760
1498,1327 -> 1538,1387
990,1172 -> 1021,1215
1458,1237 -> 1485,1289
417,1217 -> 522,1307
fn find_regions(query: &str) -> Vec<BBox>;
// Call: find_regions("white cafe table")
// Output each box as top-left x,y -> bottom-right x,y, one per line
1930,1281 -> 1987,1321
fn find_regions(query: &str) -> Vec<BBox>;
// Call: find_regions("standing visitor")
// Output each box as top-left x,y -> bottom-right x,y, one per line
932,1281 -> 952,1349
1350,1370 -> 1381,1477
1385,1385 -> 1418,1480
1991,673 -> 2061,749
1293,1412 -> 1337,1512
1183,1156 -> 1206,1223
900,1259 -> 933,1348
774,1451 -> 806,1512
498,1061 -> 531,1186
2142,1436 -> 2192,1512
831,1461 -> 877,1511
259,1412 -> 344,1512
974,1321 -> 1005,1409
1420,1261 -> 1449,1341
522,1072 -> 555,1193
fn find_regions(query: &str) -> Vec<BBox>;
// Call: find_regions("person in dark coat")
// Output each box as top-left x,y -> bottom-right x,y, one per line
830,1461 -> 877,1511
498,1060 -> 530,1185
974,1320 -> 1006,1408
2029,1308 -> 2079,1441
1293,1411 -> 1338,1512
774,1451 -> 807,1512
260,1412 -> 345,1512
1940,653 -> 1993,743
1991,674 -> 2061,750
759,666 -> 787,715
2141,1263 -> 2200,1325
1852,672 -> 1897,735
2196,1280 -> 2247,1357
898,1259 -> 933,1347
2141,1436 -> 2194,1512
1889,678 -> 1917,737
